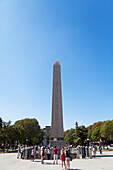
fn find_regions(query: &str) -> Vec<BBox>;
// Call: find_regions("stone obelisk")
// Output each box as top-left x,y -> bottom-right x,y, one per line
50,60 -> 66,149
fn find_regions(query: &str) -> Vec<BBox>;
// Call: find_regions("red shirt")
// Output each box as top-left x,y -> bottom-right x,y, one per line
53,148 -> 58,154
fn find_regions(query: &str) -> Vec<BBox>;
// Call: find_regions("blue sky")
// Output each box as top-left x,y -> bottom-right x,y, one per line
0,0 -> 113,130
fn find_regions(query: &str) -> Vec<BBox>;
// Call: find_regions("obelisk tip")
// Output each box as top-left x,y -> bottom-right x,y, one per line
54,59 -> 60,65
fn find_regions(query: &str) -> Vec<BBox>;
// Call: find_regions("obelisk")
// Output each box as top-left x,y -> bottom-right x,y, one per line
50,60 -> 66,149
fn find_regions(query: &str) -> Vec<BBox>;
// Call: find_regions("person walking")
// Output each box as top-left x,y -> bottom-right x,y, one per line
66,147 -> 71,170
60,146 -> 66,170
53,146 -> 58,164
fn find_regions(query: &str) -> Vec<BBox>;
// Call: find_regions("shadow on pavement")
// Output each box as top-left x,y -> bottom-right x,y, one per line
45,162 -> 53,165
70,169 -> 82,170
95,155 -> 113,158
34,160 -> 41,162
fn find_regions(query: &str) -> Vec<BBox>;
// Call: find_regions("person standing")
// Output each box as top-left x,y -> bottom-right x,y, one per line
95,145 -> 97,155
66,147 -> 71,170
99,145 -> 102,154
20,146 -> 24,159
17,145 -> 21,159
53,146 -> 58,164
47,147 -> 51,160
92,146 -> 96,157
60,146 -> 66,170
41,147 -> 45,164
31,146 -> 36,161
44,147 -> 47,160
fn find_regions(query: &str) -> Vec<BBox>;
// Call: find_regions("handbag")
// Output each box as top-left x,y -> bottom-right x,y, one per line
70,156 -> 72,161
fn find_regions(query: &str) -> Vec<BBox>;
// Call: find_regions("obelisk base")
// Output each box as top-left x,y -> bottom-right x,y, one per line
49,140 -> 66,158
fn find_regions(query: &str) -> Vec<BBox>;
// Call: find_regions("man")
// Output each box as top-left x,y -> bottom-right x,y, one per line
53,146 -> 58,164
99,145 -> 102,154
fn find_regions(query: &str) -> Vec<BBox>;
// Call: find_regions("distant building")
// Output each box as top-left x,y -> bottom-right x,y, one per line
43,126 -> 51,135
43,126 -> 51,146
42,126 -> 66,146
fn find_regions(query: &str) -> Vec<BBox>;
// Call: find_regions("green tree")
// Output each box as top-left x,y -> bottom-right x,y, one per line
14,118 -> 44,145
91,126 -> 101,142
88,129 -> 93,140
74,125 -> 88,145
13,124 -> 25,144
32,137 -> 39,145
0,118 -> 2,128
38,129 -> 44,144
46,132 -> 51,145
0,120 -> 14,150
64,129 -> 75,145
101,120 -> 113,140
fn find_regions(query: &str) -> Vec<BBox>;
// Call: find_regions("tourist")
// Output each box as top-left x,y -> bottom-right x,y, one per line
60,146 -> 66,170
66,147 -> 71,170
17,145 -> 21,159
99,145 -> 102,154
31,146 -> 36,161
53,146 -> 58,164
47,147 -> 51,160
41,145 -> 44,151
20,145 -> 24,159
92,146 -> 96,157
45,147 -> 48,160
95,145 -> 97,155
41,147 -> 45,164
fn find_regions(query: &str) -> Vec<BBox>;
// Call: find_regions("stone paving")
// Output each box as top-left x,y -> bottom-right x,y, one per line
0,152 -> 113,170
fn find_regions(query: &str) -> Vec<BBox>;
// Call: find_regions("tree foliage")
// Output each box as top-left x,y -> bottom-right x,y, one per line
14,118 -> 44,145
0,117 -> 2,128
64,129 -> 75,145
87,120 -> 113,143
91,126 -> 101,142
0,118 -> 44,146
101,120 -> 113,140
74,125 -> 88,145
65,124 -> 88,146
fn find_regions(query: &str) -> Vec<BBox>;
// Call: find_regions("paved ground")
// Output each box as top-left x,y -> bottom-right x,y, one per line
0,152 -> 113,170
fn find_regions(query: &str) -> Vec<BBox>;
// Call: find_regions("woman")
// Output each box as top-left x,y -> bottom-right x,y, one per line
41,147 -> 45,164
17,145 -> 21,159
60,146 -> 66,170
31,146 -> 36,161
47,147 -> 51,160
92,146 -> 96,157
66,147 -> 70,170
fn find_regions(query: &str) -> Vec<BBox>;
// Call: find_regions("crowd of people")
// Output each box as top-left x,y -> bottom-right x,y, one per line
41,145 -> 71,170
17,145 -> 37,160
17,144 -> 103,170
17,145 -> 71,170
92,145 -> 102,157
40,146 -> 51,163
